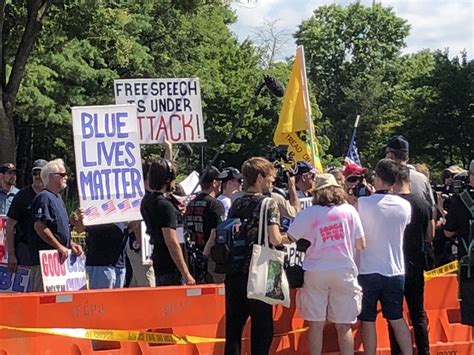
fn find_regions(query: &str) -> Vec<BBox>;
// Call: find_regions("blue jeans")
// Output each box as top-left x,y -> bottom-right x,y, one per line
86,266 -> 126,289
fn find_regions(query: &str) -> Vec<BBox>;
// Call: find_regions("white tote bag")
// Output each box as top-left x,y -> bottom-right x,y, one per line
247,197 -> 290,308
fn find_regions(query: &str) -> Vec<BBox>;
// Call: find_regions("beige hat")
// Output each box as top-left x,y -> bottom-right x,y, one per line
444,165 -> 465,175
315,173 -> 342,191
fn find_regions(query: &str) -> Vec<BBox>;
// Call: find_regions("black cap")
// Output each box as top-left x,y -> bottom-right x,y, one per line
32,159 -> 48,171
201,166 -> 226,184
221,167 -> 242,183
295,161 -> 315,176
0,162 -> 19,174
387,135 -> 409,153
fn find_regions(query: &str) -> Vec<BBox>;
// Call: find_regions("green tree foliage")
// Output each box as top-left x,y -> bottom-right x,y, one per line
10,1 -> 282,186
294,3 -> 410,166
401,50 -> 474,176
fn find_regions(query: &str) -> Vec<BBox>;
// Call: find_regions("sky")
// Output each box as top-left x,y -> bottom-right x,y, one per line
230,0 -> 474,61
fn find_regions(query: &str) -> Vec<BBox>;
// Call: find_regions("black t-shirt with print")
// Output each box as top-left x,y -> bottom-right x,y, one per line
141,191 -> 181,275
185,192 -> 225,250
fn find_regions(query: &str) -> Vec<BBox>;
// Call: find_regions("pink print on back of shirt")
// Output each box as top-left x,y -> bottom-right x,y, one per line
320,223 -> 344,243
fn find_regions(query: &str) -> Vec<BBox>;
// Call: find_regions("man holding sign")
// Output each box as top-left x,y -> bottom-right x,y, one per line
29,159 -> 83,292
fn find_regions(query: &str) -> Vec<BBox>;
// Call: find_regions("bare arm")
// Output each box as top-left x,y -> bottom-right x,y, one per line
356,236 -> 366,250
268,224 -> 284,245
203,228 -> 216,257
34,221 -> 69,261
163,140 -> 173,161
5,218 -> 18,271
162,227 -> 195,285
426,218 -> 435,243
286,174 -> 301,213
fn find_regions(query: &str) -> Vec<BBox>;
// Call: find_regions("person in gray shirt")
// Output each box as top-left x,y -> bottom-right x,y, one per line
385,135 -> 435,244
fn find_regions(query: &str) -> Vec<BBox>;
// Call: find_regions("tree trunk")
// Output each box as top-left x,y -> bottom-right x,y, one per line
0,101 -> 15,163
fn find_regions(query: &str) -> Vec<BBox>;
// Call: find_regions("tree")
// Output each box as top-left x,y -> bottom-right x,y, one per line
294,3 -> 410,165
401,50 -> 474,174
0,0 -> 51,163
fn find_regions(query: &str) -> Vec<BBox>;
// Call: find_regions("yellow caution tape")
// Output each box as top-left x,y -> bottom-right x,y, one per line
424,260 -> 459,281
0,325 -> 308,344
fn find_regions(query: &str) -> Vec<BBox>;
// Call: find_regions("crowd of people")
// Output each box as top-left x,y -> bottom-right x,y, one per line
1,135 -> 473,355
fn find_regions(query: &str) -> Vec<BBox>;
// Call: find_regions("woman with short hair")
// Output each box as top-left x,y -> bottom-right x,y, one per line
288,173 -> 366,355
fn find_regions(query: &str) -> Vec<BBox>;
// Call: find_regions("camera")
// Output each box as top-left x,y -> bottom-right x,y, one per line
346,174 -> 371,198
269,146 -> 295,189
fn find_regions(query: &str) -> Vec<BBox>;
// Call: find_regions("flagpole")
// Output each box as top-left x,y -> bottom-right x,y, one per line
346,114 -> 360,158
298,45 -> 318,171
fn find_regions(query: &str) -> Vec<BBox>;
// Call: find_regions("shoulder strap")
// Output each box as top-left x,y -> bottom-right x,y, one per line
459,190 -> 474,218
257,197 -> 271,247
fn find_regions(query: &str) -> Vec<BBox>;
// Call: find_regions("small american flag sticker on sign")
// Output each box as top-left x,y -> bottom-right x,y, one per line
131,198 -> 141,209
117,199 -> 131,213
85,206 -> 100,220
101,200 -> 116,216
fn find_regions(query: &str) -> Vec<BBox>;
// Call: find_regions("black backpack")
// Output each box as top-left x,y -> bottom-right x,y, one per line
210,195 -> 265,274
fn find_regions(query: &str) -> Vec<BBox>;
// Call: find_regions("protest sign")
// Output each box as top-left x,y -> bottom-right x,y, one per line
39,250 -> 87,292
140,221 -> 153,265
0,215 -> 7,263
0,263 -> 30,292
72,104 -> 145,225
114,78 -> 206,144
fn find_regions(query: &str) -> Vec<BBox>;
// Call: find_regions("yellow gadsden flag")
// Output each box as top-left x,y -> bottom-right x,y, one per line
273,46 -> 323,172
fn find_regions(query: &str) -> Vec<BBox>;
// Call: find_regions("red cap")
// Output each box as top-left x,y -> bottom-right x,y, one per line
343,162 -> 366,177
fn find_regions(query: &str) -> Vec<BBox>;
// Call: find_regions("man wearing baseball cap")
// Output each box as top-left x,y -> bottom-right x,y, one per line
444,159 -> 474,327
385,135 -> 435,209
295,160 -> 317,198
0,163 -> 20,215
185,165 -> 226,283
217,167 -> 242,219
5,159 -> 48,272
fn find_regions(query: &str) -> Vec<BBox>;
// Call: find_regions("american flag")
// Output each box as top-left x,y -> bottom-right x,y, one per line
131,198 -> 141,209
117,199 -> 131,213
85,206 -> 100,220
344,116 -> 362,167
101,200 -> 116,216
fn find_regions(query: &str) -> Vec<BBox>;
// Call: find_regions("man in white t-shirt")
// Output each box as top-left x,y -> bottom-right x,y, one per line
357,159 -> 413,355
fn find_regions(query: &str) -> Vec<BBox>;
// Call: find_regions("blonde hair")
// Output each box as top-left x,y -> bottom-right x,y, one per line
41,159 -> 65,185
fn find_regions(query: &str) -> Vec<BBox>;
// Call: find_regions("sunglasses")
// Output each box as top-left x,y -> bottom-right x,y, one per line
346,175 -> 362,183
53,172 -> 68,178
32,170 -> 41,176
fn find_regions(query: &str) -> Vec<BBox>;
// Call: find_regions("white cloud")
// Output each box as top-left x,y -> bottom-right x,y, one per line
230,0 -> 474,59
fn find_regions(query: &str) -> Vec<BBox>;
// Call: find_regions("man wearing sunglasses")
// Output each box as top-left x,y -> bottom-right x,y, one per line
29,159 -> 83,292
5,159 -> 47,272
0,163 -> 19,215
294,160 -> 316,198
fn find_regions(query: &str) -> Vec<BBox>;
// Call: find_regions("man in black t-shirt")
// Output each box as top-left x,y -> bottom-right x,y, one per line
185,165 -> 225,283
6,159 -> 47,270
392,165 -> 432,355
141,158 -> 195,286
82,223 -> 128,289
444,160 -> 474,327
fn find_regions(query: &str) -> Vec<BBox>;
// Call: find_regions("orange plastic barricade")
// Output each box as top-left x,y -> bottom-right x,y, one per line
0,275 -> 473,355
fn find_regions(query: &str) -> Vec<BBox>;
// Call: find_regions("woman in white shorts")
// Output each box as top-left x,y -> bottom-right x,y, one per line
288,173 -> 366,355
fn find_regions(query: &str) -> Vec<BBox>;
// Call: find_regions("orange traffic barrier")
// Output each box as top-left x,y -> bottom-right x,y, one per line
0,275 -> 472,354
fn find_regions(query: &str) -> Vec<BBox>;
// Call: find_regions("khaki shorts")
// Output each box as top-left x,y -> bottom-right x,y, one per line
297,268 -> 362,324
